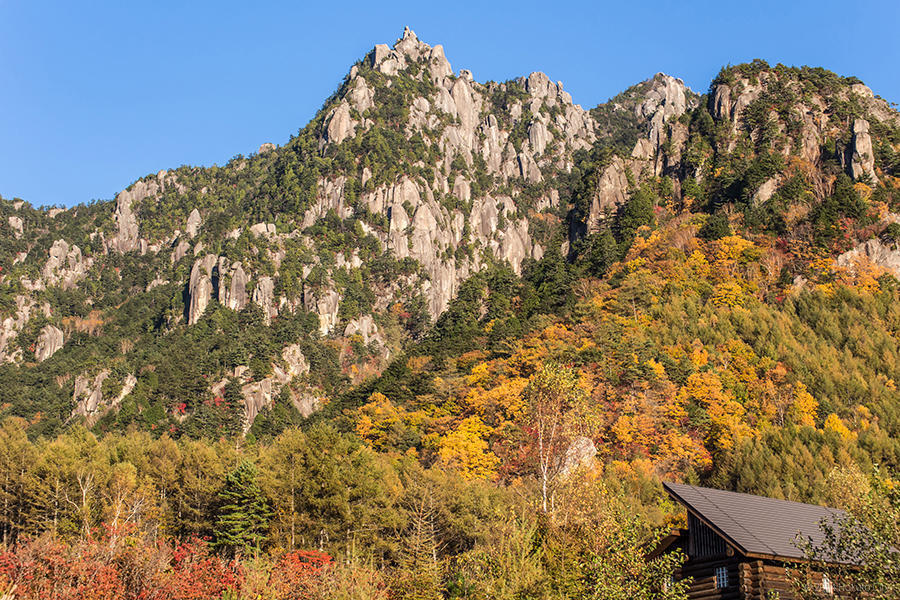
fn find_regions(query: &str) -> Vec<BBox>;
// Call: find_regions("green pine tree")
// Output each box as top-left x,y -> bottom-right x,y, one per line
214,460 -> 272,556
393,492 -> 443,600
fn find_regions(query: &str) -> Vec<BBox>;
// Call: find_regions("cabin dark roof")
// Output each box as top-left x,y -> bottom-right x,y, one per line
663,481 -> 847,560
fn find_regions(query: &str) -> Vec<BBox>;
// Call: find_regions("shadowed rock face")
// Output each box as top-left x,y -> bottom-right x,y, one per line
848,118 -> 877,183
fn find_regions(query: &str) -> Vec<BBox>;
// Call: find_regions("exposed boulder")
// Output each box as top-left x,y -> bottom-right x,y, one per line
186,208 -> 202,238
43,240 -> 90,289
753,177 -> 781,205
518,152 -> 542,183
253,276 -> 277,324
837,238 -> 900,277
146,275 -> 168,291
343,315 -> 383,346
241,378 -> 280,433
847,118 -> 878,182
587,158 -> 630,231
291,391 -> 321,418
559,436 -> 597,477
111,187 -> 142,252
226,262 -> 249,311
281,344 -> 310,378
7,216 -> 22,238
0,296 -> 34,363
304,287 -> 341,335
172,239 -> 190,264
528,119 -> 550,156
348,76 -> 375,113
249,222 -> 277,237
187,254 -> 218,325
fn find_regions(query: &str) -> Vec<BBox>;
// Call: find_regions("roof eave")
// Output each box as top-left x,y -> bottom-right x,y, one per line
664,482 -> 752,557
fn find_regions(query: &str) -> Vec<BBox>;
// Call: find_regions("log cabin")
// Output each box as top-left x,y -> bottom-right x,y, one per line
657,482 -> 848,599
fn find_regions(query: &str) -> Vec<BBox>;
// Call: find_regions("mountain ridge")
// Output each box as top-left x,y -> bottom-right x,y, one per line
0,28 -> 898,449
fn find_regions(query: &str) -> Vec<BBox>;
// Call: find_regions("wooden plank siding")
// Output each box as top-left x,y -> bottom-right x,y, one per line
739,560 -> 797,599
677,557 -> 742,600
680,558 -> 842,600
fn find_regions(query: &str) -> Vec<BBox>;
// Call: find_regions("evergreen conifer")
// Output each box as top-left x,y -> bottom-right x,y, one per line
214,460 -> 272,556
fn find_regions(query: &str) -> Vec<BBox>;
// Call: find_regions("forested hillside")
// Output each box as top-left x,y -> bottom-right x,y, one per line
1,28 -> 900,599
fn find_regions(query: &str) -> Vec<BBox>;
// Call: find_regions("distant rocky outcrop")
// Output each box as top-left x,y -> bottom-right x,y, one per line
560,436 -> 598,477
43,239 -> 91,289
109,170 -> 184,254
186,208 -> 202,238
837,238 -> 900,277
0,296 -> 36,363
344,315 -> 383,347
35,325 -> 64,362
211,343 -> 313,432
187,255 -> 252,324
7,216 -> 23,238
303,286 -> 340,335
73,372 -> 137,424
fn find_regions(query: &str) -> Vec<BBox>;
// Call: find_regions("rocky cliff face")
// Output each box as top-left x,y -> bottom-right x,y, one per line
298,28 -> 601,317
35,325 -> 64,362
582,74 -> 698,231
708,67 -> 898,179
163,29 -> 693,325
187,255 -> 252,325
72,371 -> 137,425
837,237 -> 900,277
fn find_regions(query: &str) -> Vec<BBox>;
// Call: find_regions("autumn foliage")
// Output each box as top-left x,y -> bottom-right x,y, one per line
0,530 -> 336,600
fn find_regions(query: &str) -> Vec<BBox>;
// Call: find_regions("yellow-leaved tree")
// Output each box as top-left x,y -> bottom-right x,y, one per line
787,382 -> 818,428
523,363 -> 592,513
437,416 -> 500,480
678,371 -> 752,451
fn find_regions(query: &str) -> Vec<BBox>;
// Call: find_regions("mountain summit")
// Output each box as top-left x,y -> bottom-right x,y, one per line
0,31 -> 898,441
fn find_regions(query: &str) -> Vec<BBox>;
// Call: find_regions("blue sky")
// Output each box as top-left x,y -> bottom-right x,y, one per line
1,0 -> 898,208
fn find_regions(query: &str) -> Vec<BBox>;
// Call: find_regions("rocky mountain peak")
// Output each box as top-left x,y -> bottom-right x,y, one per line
364,27 -> 453,80
4,38 -> 898,441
